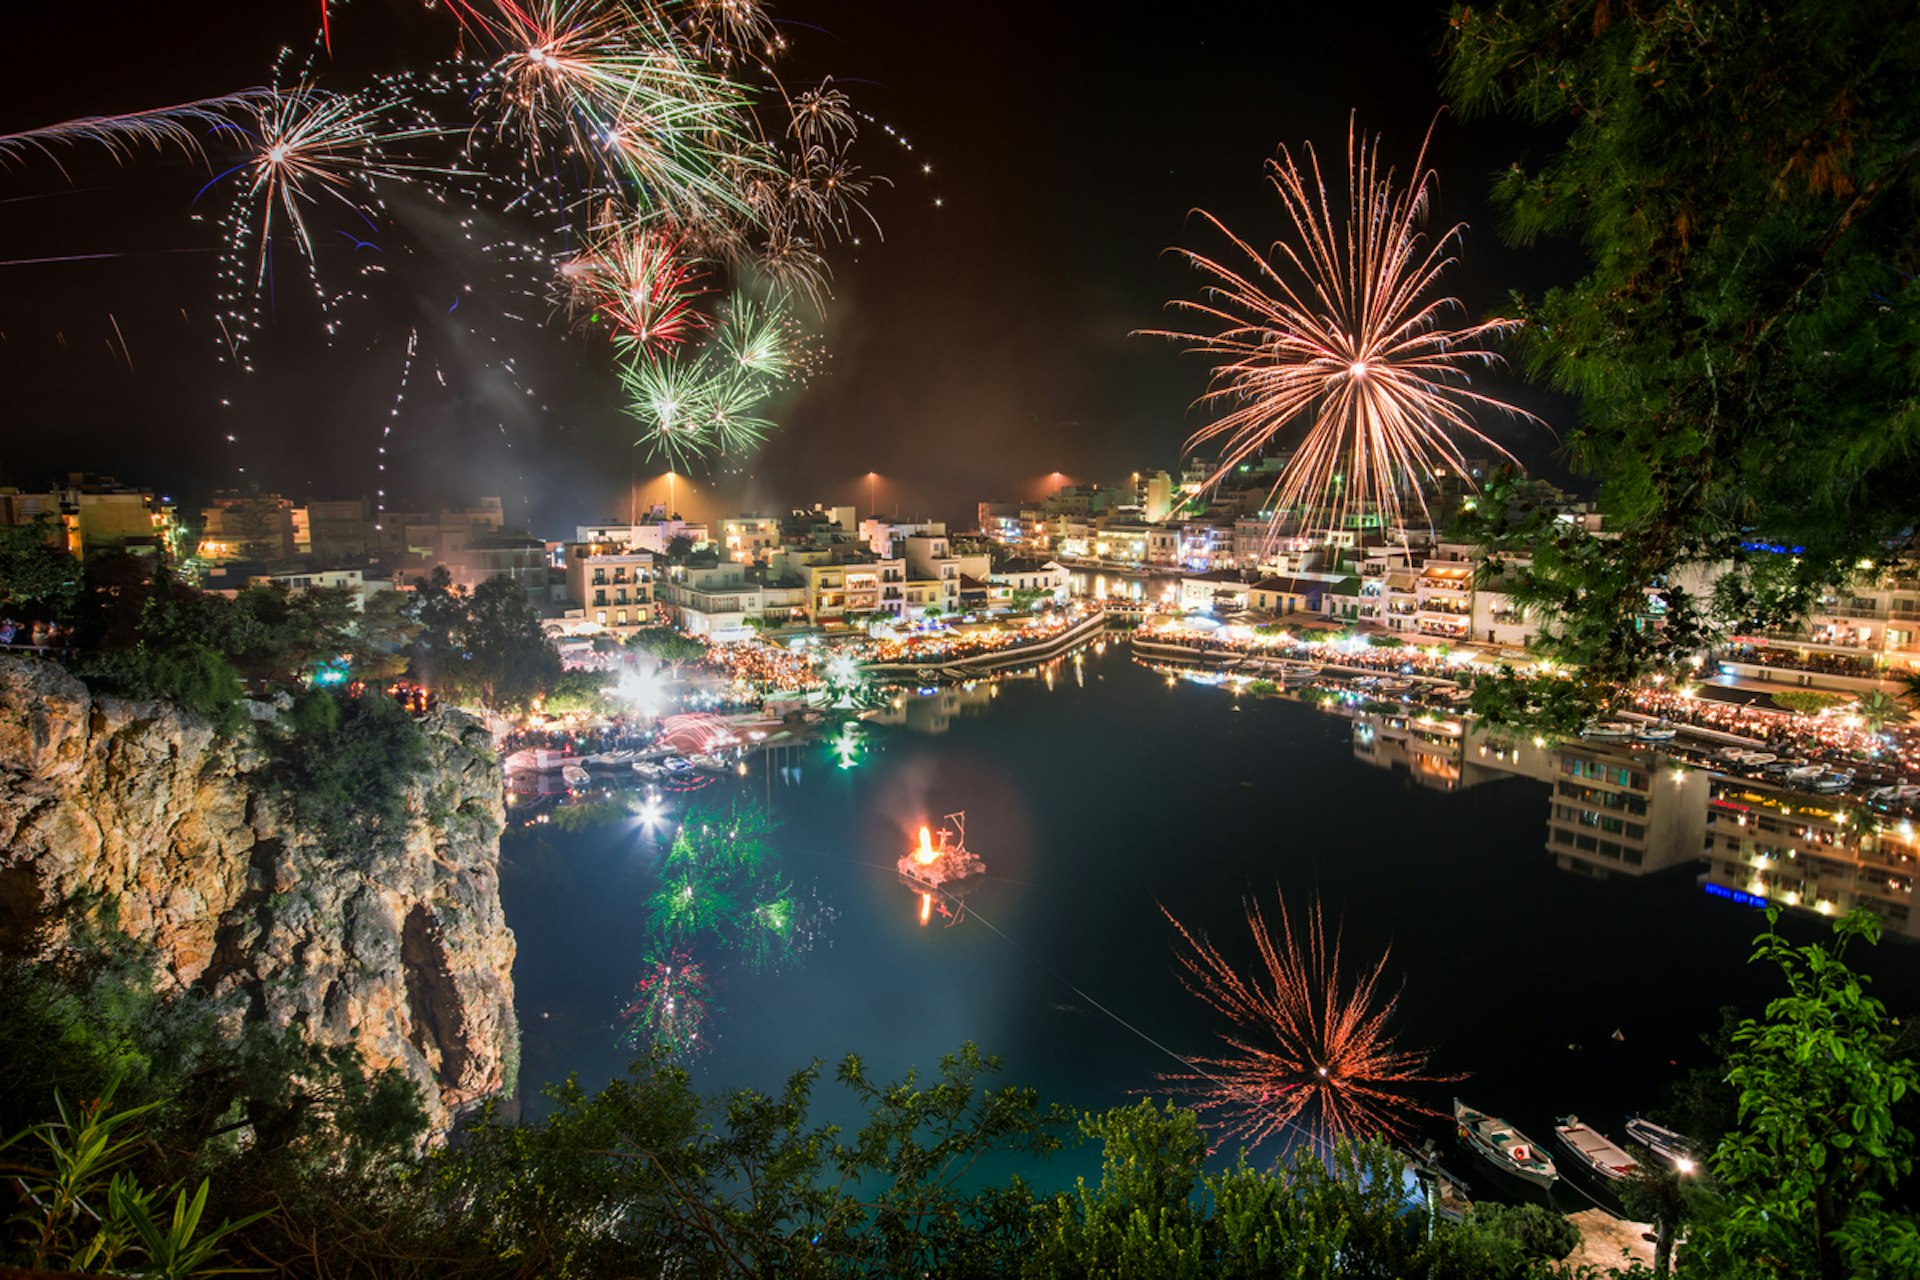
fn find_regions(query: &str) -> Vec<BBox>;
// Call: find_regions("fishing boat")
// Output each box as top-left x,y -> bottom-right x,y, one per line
1455,1100 -> 1558,1188
1404,1140 -> 1475,1223
1624,1116 -> 1698,1171
1554,1115 -> 1640,1181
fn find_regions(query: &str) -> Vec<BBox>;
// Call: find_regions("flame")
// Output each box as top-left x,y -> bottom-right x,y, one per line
919,891 -> 932,926
914,825 -> 938,865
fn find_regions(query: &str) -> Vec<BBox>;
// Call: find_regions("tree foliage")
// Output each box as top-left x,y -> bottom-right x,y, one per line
0,518 -> 81,622
1443,0 -> 1920,708
408,569 -> 562,712
265,687 -> 431,853
1689,909 -> 1920,1280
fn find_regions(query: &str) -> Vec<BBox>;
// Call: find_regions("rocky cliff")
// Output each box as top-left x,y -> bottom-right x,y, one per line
0,655 -> 516,1134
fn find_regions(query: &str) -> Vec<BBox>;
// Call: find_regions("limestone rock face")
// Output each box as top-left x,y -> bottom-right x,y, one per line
0,655 -> 517,1135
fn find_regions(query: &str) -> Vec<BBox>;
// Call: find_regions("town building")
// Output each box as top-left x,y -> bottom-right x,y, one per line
563,541 -> 656,632
718,514 -> 782,564
1545,741 -> 1708,878
1703,778 -> 1918,938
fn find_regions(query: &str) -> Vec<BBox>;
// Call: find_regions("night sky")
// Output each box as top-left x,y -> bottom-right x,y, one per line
0,1 -> 1580,532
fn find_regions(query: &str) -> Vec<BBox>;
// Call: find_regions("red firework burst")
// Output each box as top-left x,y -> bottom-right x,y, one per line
1160,892 -> 1459,1151
561,223 -> 709,354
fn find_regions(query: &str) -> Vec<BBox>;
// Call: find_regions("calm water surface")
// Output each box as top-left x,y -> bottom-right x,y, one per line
502,645 -> 1920,1196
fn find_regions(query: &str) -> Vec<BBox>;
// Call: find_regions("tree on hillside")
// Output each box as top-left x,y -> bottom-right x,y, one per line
1444,0 -> 1920,727
1689,909 -> 1920,1280
457,576 -> 560,712
0,519 -> 80,624
344,588 -> 421,682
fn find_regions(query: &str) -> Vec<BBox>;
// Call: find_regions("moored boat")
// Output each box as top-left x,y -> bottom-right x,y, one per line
1583,721 -> 1635,741
1554,1115 -> 1639,1181
1624,1116 -> 1698,1171
1455,1099 -> 1558,1188
1634,723 -> 1677,742
1403,1140 -> 1475,1223
560,763 -> 591,790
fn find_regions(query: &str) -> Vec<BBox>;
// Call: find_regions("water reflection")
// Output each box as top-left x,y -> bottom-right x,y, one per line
502,641 -> 1920,1201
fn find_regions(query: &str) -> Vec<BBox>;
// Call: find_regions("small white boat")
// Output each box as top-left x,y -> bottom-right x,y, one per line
1738,751 -> 1779,768
560,763 -> 591,790
1634,724 -> 1677,742
1584,721 -> 1636,741
1786,763 -> 1826,781
1811,770 -> 1855,794
1555,1115 -> 1640,1181
1455,1099 -> 1558,1188
1624,1116 -> 1698,1171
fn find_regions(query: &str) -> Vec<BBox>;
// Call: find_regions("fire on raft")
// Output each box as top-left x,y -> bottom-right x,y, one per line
897,812 -> 985,927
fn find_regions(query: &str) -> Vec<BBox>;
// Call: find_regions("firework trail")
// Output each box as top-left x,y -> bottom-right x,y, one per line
1159,892 -> 1459,1152
1150,120 -> 1540,540
0,90 -> 271,175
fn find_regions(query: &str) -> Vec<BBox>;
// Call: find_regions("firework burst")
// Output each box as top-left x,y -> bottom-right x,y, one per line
561,222 -> 709,353
1160,892 -> 1459,1152
619,287 -> 789,461
474,0 -> 766,221
1151,120 -> 1539,540
619,949 -> 713,1057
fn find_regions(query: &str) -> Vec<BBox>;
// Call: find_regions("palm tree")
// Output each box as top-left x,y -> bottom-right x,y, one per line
1898,670 -> 1920,713
1854,688 -> 1909,734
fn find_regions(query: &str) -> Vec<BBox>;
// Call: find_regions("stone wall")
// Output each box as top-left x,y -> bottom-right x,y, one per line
0,655 -> 516,1134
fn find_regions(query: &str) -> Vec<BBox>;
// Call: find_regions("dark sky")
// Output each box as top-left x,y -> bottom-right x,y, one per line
0,1 -> 1579,532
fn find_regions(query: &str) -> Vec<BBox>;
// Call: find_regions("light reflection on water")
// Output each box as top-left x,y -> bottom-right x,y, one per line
501,644 -> 1920,1199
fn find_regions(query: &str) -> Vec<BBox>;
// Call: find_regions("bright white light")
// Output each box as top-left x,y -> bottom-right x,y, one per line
615,665 -> 666,715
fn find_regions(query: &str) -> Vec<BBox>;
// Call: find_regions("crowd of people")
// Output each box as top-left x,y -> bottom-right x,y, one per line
704,640 -> 823,694
0,617 -> 75,652
862,608 -> 1087,665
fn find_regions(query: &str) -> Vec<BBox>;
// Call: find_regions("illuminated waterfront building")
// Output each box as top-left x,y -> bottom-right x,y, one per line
1705,779 -> 1918,938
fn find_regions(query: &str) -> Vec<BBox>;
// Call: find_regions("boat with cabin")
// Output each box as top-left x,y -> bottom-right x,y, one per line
1554,1115 -> 1640,1181
1454,1100 -> 1558,1188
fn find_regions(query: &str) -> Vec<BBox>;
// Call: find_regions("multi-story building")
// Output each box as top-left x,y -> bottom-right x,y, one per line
1703,779 -> 1918,938
976,501 -> 1027,545
903,532 -> 961,616
1141,470 -> 1174,523
989,557 -> 1068,601
564,542 -> 656,631
1470,554 -> 1540,649
1413,556 -> 1475,641
662,560 -> 765,636
776,546 -> 905,625
1247,573 -> 1360,619
303,498 -> 379,563
199,490 -> 298,564
1545,741 -> 1708,878
246,567 -> 392,608
718,514 -> 782,564
1092,518 -> 1155,565
1719,562 -> 1920,692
